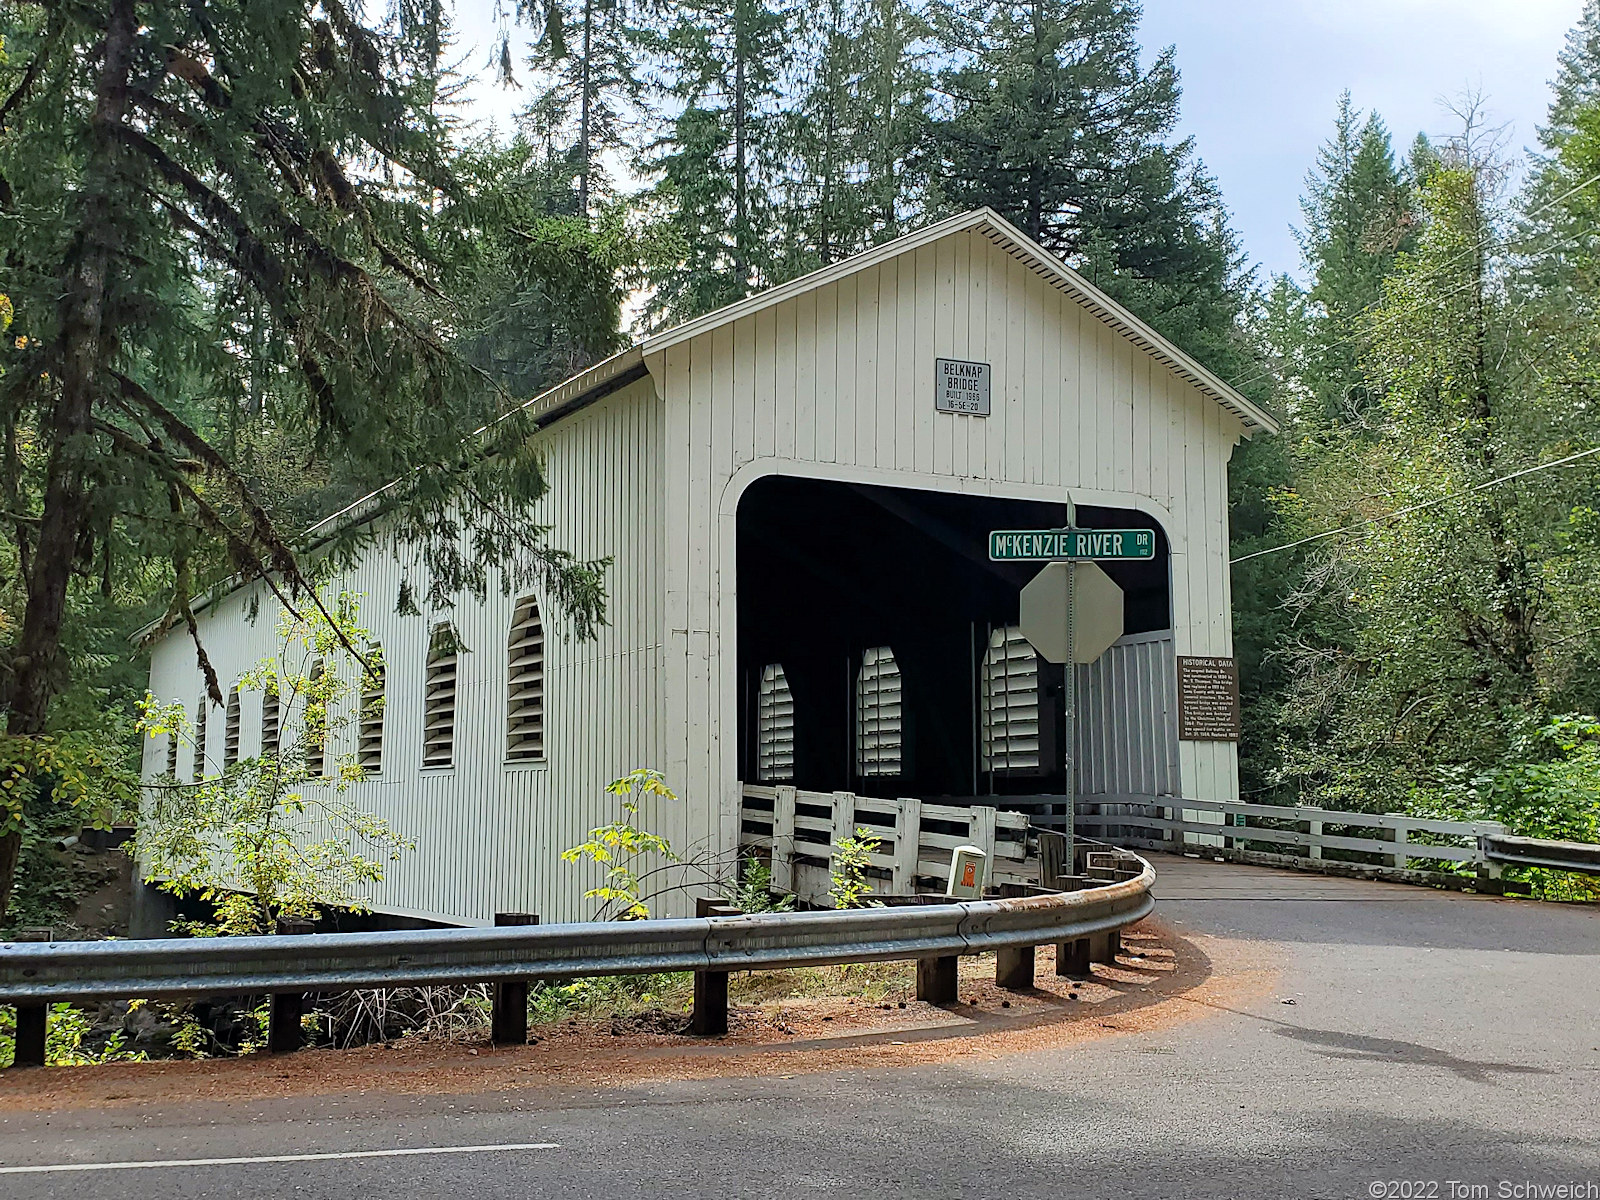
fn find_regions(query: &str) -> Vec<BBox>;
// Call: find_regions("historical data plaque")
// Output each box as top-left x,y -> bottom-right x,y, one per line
1176,655 -> 1241,741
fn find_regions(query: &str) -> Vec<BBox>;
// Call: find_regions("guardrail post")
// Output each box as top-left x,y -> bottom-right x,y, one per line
9,928 -> 52,1068
1090,931 -> 1116,964
268,916 -> 315,1054
916,955 -> 958,1005
692,899 -> 740,1036
996,945 -> 1035,990
491,912 -> 540,1046
1308,818 -> 1323,860
1056,936 -> 1091,978
1389,826 -> 1407,869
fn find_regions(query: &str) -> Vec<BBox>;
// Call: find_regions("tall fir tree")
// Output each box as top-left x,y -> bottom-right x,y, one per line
636,0 -> 791,322
775,0 -> 930,278
1293,94 -> 1415,424
519,0 -> 645,217
924,0 -> 1246,371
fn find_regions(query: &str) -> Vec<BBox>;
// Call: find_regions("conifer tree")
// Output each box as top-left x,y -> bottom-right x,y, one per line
923,0 -> 1246,370
776,0 -> 930,277
0,0 -> 614,919
1293,94 -> 1415,423
520,0 -> 645,217
636,0 -> 791,323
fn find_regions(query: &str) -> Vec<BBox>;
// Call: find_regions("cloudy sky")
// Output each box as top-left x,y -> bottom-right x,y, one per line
451,0 -> 1589,281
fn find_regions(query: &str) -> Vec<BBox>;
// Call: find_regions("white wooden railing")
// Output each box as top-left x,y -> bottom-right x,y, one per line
1075,795 -> 1509,877
740,785 -> 1041,905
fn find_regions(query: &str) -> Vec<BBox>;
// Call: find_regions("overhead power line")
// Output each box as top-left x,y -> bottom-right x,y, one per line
1229,444 -> 1600,565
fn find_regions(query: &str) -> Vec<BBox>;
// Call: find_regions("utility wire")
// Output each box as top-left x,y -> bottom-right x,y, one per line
1229,444 -> 1600,565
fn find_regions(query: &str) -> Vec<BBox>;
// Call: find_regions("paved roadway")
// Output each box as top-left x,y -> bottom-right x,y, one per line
2,857 -> 1597,1200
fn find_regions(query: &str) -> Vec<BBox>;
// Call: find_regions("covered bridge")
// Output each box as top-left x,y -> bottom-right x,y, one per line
140,208 -> 1278,925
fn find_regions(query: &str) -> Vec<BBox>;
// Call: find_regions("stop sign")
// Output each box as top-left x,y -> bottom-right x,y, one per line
1018,562 -> 1124,664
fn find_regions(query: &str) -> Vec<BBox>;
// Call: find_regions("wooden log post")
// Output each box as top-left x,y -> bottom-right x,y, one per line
491,912 -> 540,1046
691,899 -> 741,1036
995,945 -> 1035,991
1089,931 -> 1116,964
916,955 -> 959,1004
267,916 -> 315,1054
1056,936 -> 1092,978
9,928 -> 52,1068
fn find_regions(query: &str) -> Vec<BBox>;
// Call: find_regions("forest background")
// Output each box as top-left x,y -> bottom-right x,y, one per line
3,0 -> 1600,927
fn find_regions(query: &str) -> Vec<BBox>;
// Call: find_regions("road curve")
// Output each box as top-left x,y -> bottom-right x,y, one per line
1,856 -> 1595,1200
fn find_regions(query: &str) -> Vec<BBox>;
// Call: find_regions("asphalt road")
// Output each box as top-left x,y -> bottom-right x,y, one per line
2,857 -> 1597,1200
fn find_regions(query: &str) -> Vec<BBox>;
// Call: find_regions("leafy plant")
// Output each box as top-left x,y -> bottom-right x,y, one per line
562,768 -> 679,919
135,594 -> 413,936
0,1002 -> 145,1069
724,854 -> 794,914
828,827 -> 882,910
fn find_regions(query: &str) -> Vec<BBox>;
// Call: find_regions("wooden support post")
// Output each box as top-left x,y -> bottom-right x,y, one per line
1107,930 -> 1122,959
691,898 -> 740,1036
1308,819 -> 1323,860
1389,826 -> 1408,869
491,912 -> 540,1046
916,955 -> 959,1004
771,786 -> 798,893
892,796 -> 922,894
12,1003 -> 46,1069
1089,931 -> 1115,964
995,945 -> 1035,991
268,916 -> 315,1055
831,791 -> 857,865
1056,937 -> 1092,978
9,928 -> 50,1068
692,969 -> 729,1036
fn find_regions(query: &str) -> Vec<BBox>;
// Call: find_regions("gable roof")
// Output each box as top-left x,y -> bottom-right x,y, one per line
522,207 -> 1278,436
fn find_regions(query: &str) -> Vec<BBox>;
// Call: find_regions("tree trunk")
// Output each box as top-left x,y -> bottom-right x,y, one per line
733,22 -> 748,287
0,0 -> 137,925
577,0 -> 594,219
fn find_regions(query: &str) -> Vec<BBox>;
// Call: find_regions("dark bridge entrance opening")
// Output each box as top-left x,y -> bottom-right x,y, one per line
735,476 -> 1170,803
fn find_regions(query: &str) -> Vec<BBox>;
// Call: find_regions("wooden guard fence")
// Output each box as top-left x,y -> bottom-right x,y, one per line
739,784 -> 1042,904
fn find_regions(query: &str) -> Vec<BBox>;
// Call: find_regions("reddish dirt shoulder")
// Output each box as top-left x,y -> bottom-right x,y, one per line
0,920 -> 1274,1113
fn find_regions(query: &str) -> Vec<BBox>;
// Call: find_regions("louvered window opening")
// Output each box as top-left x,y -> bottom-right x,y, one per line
423,625 -> 458,770
855,646 -> 903,778
192,697 -> 208,781
165,720 -> 179,777
981,626 -> 1041,771
305,659 -> 328,778
505,598 -> 545,762
358,648 -> 384,774
756,664 -> 795,781
223,688 -> 242,769
261,690 -> 281,760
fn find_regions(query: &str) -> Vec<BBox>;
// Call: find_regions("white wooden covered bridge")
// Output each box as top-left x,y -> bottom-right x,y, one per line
141,208 -> 1278,925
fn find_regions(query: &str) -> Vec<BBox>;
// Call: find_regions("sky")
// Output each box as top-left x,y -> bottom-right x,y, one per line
449,0 -> 1590,283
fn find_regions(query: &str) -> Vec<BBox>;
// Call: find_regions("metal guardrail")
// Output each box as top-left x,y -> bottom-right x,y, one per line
1480,834 -> 1600,877
1,855 -> 1155,1068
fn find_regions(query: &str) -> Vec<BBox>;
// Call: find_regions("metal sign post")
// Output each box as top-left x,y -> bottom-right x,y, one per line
1062,501 -> 1076,845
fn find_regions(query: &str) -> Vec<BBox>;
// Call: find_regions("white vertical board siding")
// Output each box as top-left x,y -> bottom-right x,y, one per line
662,227 -> 1244,868
142,381 -> 667,925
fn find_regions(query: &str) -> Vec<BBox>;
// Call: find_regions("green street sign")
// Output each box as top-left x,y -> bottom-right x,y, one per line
988,528 -> 1157,562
